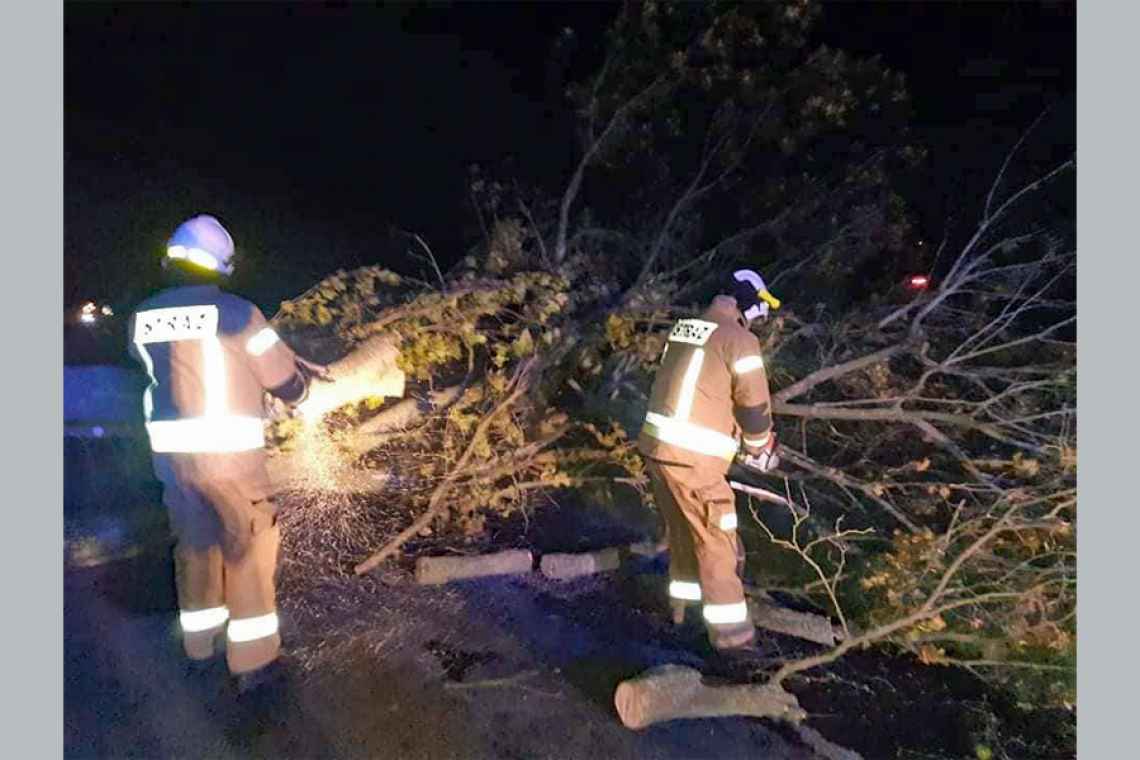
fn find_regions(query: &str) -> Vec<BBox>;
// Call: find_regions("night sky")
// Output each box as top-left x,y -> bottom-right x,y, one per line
65,1 -> 1074,314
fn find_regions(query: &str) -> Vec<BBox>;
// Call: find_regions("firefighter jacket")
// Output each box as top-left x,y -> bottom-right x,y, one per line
638,295 -> 774,468
127,285 -> 305,454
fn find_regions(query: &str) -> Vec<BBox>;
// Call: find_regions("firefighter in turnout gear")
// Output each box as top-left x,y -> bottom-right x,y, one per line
638,269 -> 780,652
128,215 -> 323,686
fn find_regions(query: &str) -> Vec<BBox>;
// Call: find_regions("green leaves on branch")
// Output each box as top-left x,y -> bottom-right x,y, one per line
275,265 -> 405,335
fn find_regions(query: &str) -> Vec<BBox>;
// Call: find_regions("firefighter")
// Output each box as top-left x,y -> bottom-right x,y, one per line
127,215 -> 323,690
638,269 -> 780,654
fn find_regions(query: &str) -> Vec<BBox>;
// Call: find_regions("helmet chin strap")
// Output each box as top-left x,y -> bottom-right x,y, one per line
742,303 -> 768,322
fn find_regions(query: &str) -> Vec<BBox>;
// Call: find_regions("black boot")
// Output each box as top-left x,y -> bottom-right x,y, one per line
703,642 -> 773,684
183,655 -> 226,679
234,658 -> 289,697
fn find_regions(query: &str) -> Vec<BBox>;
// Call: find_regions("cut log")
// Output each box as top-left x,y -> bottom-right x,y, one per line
414,549 -> 535,585
746,591 -> 841,646
614,664 -> 806,730
540,548 -> 621,580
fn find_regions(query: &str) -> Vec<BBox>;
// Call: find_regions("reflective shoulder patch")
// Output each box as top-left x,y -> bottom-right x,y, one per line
732,355 -> 765,375
246,327 -> 281,357
134,305 -> 219,345
668,319 -> 719,346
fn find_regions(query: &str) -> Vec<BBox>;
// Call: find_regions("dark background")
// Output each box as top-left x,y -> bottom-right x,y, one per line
64,1 -> 1074,353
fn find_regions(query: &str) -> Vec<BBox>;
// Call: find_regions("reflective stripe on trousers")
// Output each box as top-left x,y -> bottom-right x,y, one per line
668,579 -> 702,601
703,600 -> 749,625
742,432 -> 771,448
227,612 -> 280,643
226,617 -> 282,674
180,606 -> 230,632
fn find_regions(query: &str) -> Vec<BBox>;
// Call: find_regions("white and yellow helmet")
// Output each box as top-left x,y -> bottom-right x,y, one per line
732,269 -> 781,321
164,214 -> 236,276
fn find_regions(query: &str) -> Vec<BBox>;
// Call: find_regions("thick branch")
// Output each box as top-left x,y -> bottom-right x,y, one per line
774,340 -> 917,404
343,385 -> 466,457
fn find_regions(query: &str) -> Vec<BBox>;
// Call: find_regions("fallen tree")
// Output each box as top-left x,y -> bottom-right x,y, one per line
264,0 -> 1074,719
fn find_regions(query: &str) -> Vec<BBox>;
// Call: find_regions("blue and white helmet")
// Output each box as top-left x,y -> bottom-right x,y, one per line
731,269 -> 781,321
165,215 -> 236,276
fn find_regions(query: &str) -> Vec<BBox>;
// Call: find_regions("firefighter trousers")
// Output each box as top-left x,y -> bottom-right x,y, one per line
646,456 -> 755,650
153,450 -> 282,675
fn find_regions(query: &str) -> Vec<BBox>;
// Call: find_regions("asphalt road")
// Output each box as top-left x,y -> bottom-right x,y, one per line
64,547 -> 821,760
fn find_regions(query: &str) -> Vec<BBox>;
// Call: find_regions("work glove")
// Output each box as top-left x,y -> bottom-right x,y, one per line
267,358 -> 332,419
293,357 -> 340,419
739,431 -> 779,473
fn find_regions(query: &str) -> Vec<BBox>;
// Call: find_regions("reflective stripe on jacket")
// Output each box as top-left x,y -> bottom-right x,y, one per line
128,285 -> 301,453
638,295 -> 773,465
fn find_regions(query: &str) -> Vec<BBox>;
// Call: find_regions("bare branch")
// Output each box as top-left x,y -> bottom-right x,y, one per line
774,340 -> 918,404
555,75 -> 670,264
396,229 -> 446,291
985,107 -> 1053,221
770,591 -> 1029,685
778,446 -> 920,532
634,102 -> 771,290
516,196 -> 551,270
776,403 -> 1047,453
947,315 -> 1075,366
